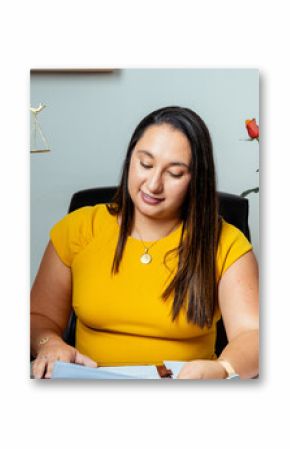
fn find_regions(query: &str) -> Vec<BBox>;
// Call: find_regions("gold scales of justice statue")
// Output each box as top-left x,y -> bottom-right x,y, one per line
30,103 -> 51,153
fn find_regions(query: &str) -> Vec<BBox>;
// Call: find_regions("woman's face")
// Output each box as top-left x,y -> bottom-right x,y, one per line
128,124 -> 192,221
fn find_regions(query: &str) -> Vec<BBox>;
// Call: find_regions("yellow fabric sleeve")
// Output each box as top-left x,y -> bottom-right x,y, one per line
217,219 -> 253,278
49,206 -> 95,267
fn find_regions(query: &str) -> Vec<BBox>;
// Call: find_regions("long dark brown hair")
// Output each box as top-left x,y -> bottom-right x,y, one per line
107,106 -> 221,328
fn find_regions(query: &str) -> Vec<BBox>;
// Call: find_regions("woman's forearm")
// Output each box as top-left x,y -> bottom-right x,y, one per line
218,329 -> 259,379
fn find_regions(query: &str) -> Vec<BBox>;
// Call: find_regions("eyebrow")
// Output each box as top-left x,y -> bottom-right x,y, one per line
136,150 -> 190,169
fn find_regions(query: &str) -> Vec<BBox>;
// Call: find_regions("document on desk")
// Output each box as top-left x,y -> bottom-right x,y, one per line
51,361 -> 239,380
52,361 -> 160,379
51,361 -> 185,379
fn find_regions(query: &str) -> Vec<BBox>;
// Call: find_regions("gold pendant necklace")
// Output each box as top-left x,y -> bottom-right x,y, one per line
140,248 -> 152,264
135,220 -> 181,265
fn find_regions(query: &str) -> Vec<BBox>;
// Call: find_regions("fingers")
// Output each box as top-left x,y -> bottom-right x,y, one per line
32,355 -> 61,379
176,366 -> 200,380
32,355 -> 49,379
32,353 -> 71,379
176,360 -> 228,380
75,351 -> 98,368
44,358 -> 60,379
32,349 -> 97,379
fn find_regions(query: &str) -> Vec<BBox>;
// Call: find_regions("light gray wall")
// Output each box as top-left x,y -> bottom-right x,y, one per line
30,68 -> 259,285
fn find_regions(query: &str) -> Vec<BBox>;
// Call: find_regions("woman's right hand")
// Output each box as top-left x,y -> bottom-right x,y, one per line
32,336 -> 98,379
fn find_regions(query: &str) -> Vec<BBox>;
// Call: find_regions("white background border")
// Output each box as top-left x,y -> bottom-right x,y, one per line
1,1 -> 289,447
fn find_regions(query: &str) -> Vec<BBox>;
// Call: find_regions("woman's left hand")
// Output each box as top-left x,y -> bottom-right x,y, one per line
176,360 -> 228,380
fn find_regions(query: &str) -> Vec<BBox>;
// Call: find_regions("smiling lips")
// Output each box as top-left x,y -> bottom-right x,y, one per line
140,191 -> 164,205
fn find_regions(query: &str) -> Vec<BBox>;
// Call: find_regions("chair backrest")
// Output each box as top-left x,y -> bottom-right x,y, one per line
64,187 -> 251,356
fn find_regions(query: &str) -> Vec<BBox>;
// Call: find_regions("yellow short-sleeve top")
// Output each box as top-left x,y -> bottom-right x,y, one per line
50,204 -> 252,366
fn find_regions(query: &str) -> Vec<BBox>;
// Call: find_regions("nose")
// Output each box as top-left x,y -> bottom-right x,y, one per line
146,168 -> 164,194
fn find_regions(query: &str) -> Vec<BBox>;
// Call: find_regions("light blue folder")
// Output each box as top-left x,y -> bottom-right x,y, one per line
51,361 -> 186,380
51,361 -> 239,380
52,362 -> 161,379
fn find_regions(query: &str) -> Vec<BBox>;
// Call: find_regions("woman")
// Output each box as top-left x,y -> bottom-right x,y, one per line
31,106 -> 259,379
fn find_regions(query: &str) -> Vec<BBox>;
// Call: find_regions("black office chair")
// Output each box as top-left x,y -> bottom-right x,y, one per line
63,186 -> 251,357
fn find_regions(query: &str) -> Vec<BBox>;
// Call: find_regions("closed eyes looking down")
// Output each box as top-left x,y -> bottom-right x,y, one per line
139,161 -> 184,178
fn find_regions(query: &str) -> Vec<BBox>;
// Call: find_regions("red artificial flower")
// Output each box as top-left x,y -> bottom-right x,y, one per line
245,118 -> 259,140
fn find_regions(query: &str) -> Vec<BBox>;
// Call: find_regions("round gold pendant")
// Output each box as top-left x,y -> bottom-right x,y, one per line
140,253 -> 152,264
